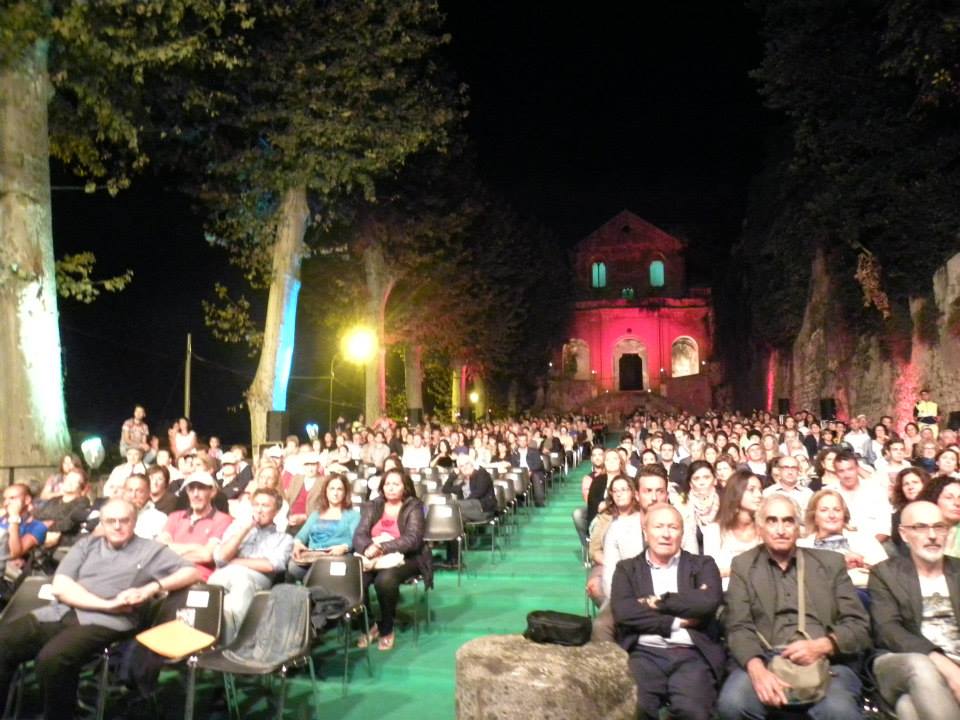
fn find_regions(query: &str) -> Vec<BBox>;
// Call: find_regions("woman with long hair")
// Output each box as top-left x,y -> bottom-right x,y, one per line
681,460 -> 722,555
917,476 -> 960,558
40,453 -> 84,503
287,474 -> 360,581
890,466 -> 931,555
599,475 -> 644,604
353,468 -> 430,651
711,469 -> 764,585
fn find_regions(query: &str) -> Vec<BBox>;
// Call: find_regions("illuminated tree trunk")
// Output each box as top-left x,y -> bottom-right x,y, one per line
404,344 -> 424,424
362,243 -> 392,423
0,40 -> 70,475
246,185 -> 308,451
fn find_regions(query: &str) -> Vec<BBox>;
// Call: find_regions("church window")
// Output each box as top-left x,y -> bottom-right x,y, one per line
649,260 -> 665,288
591,261 -> 607,288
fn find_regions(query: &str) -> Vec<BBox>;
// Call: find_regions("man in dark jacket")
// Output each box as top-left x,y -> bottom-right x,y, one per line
442,454 -> 496,522
509,433 -> 545,507
869,500 -> 960,719
611,503 -> 724,720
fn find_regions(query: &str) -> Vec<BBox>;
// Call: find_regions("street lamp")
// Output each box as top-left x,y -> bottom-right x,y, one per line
328,325 -> 378,430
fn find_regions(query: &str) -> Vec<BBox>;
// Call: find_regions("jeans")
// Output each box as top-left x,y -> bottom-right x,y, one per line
208,564 -> 273,643
873,652 -> 960,720
717,663 -> 862,720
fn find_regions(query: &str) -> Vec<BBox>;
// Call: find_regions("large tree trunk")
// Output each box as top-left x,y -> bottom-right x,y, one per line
246,185 -> 308,452
362,243 -> 393,424
404,344 -> 423,424
0,40 -> 70,479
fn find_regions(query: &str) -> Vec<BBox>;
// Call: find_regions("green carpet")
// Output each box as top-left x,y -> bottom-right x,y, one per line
181,463 -> 591,720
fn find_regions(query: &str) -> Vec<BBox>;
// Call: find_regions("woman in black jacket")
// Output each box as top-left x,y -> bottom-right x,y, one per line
353,468 -> 431,651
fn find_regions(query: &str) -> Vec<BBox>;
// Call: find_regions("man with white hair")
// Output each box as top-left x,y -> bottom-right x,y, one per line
442,453 -> 497,522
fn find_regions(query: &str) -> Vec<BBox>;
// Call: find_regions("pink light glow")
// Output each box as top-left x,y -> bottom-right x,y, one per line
765,349 -> 777,413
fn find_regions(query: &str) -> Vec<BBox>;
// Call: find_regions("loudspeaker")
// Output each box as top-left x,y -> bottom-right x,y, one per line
819,398 -> 837,420
777,398 -> 790,416
266,411 -> 288,442
948,411 -> 960,432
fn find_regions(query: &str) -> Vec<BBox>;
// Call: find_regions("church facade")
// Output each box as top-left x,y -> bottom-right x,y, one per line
557,210 -> 715,411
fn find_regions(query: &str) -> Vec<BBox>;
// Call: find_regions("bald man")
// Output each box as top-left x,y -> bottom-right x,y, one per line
611,504 -> 724,720
870,501 -> 960,719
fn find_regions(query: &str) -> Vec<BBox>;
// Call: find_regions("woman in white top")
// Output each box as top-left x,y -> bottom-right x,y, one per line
708,469 -> 763,586
600,475 -> 645,603
171,417 -> 198,460
680,460 -> 722,556
797,488 -> 887,588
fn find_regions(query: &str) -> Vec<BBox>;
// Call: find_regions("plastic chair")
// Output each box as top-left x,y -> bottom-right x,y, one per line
187,588 -> 319,720
304,555 -> 371,693
422,504 -> 464,586
0,576 -> 53,719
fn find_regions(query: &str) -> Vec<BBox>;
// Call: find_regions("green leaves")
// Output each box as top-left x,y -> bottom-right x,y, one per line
55,252 -> 133,303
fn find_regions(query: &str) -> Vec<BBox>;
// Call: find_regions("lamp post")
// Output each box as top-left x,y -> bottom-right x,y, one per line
328,325 -> 378,431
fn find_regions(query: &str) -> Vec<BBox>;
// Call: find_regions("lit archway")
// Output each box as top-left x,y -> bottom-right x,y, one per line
563,339 -> 591,380
671,336 -> 699,377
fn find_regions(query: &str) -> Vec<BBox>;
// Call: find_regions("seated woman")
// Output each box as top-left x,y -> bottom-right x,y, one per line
680,460 -> 722,555
917,475 -> 960,558
797,488 -> 888,588
707,469 -> 763,588
933,447 -> 960,480
430,439 -> 455,469
353,468 -> 431,651
39,453 -> 83,505
287,474 -> 360,581
599,475 -> 644,604
714,454 -> 736,491
889,466 -> 930,556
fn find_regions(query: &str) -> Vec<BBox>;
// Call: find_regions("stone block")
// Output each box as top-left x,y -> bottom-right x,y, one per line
456,634 -> 636,719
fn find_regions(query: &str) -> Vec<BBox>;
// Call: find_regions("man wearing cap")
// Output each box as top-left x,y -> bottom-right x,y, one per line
284,452 -> 323,533
217,451 -> 247,501
155,472 -> 234,581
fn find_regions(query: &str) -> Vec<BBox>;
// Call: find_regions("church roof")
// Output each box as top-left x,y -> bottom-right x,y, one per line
577,210 -> 687,253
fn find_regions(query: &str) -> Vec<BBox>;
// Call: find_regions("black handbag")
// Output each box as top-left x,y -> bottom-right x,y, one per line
523,610 -> 592,646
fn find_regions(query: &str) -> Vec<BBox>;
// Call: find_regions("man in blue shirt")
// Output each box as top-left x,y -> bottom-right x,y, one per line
1,483 -> 47,575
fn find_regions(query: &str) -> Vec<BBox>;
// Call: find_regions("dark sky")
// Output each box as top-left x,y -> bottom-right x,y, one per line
55,2 -> 769,444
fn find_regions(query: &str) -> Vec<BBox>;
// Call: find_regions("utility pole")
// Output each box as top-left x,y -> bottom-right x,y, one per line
184,333 -> 192,418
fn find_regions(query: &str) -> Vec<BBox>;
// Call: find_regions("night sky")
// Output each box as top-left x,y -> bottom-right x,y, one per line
55,2 -> 771,445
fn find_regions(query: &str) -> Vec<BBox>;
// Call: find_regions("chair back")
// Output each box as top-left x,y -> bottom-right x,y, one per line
494,484 -> 507,512
227,586 -> 311,662
424,493 -> 455,506
152,582 -> 225,642
422,503 -> 464,542
303,555 -> 364,610
350,477 -> 368,498
0,575 -> 53,625
495,480 -> 515,505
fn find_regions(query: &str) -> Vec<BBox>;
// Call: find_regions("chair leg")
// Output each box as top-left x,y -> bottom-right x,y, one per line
425,587 -> 430,631
457,537 -> 463,587
224,673 -> 239,720
95,647 -> 109,720
362,608 -> 373,677
308,656 -> 321,716
184,657 -> 198,720
275,667 -> 287,720
413,581 -> 420,645
342,616 -> 349,695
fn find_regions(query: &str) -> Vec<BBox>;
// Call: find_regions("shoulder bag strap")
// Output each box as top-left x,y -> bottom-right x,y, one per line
797,548 -> 808,638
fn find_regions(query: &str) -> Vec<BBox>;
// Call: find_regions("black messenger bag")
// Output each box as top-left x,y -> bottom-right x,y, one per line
523,610 -> 592,646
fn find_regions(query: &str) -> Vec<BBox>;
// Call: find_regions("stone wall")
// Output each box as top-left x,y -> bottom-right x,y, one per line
774,251 -> 960,428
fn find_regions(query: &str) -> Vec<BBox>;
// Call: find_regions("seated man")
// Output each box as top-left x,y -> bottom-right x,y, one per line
1,483 -> 47,582
209,488 -> 292,642
718,494 -> 871,720
0,499 -> 198,720
123,474 -> 168,540
34,468 -> 91,550
442,454 -> 497,522
155,472 -> 233,581
611,503 -> 724,720
869,500 -> 960,719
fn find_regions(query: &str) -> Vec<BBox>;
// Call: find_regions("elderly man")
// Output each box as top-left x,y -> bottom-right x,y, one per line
869,500 -> 960,719
442,454 -> 497,522
0,499 -> 198,720
762,455 -> 814,516
611,503 -> 724,720
510,433 -> 546,507
717,494 -> 871,720
209,488 -> 292,642
156,472 -> 233,581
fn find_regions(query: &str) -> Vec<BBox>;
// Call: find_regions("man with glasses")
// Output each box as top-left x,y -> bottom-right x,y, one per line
869,501 -> 960,718
0,499 -> 198,720
762,456 -> 814,515
717,495 -> 870,720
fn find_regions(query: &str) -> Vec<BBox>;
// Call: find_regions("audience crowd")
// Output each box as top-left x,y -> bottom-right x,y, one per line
4,396 -> 960,719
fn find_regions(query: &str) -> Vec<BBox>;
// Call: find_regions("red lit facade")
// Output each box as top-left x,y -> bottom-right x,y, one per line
561,211 -> 714,408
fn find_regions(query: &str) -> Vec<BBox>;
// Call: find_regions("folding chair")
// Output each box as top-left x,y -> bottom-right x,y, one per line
187,587 -> 319,720
304,555 -> 372,693
0,576 -> 53,719
422,504 -> 464,586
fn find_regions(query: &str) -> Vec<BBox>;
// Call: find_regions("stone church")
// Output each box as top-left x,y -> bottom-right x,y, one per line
553,210 -> 716,413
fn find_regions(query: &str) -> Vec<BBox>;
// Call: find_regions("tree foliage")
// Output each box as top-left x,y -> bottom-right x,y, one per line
735,0 -> 960,349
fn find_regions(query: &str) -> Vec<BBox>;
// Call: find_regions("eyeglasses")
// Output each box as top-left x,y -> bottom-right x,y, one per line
901,523 -> 951,535
779,464 -> 799,470
101,517 -> 134,527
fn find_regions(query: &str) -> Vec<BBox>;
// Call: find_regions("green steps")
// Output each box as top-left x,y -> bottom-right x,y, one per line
157,461 -> 593,720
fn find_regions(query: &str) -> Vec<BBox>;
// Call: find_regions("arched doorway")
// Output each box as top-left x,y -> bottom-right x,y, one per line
612,337 -> 649,391
671,336 -> 700,377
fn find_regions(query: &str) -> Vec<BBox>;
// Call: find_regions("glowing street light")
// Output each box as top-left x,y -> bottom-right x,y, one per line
468,391 -> 480,404
81,437 -> 105,470
329,325 -> 378,430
